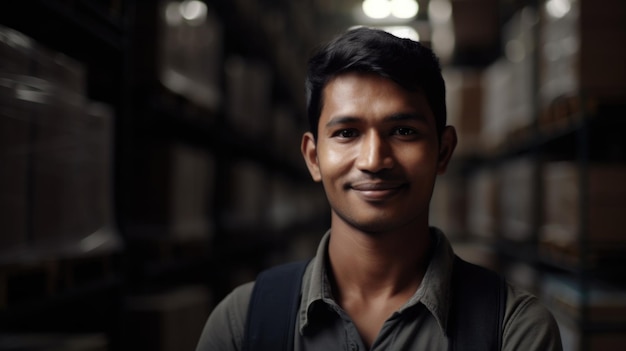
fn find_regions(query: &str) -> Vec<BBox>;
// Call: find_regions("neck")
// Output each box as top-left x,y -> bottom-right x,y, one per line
327,218 -> 432,299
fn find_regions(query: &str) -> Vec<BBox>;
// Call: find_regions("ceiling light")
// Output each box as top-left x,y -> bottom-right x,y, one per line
383,26 -> 419,40
428,0 -> 452,24
545,0 -> 572,19
362,0 -> 392,19
391,0 -> 419,19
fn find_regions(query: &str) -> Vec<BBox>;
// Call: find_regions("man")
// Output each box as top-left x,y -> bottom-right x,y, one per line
196,27 -> 562,350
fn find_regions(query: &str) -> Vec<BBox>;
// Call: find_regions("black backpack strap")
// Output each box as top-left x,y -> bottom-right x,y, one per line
449,256 -> 507,351
243,260 -> 309,351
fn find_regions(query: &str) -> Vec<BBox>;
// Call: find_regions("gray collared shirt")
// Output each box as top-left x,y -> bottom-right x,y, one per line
196,228 -> 562,350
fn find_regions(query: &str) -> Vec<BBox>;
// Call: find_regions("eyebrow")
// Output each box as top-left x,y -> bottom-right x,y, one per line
324,113 -> 428,129
324,116 -> 360,129
385,112 -> 429,124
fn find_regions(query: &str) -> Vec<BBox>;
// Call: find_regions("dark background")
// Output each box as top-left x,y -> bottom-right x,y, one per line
1,1 -> 625,350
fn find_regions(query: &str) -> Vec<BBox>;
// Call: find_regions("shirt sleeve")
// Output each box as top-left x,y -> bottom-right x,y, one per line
195,282 -> 255,351
502,284 -> 563,351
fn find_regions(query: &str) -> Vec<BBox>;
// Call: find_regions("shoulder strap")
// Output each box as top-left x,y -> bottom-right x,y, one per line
243,260 -> 309,351
449,256 -> 507,351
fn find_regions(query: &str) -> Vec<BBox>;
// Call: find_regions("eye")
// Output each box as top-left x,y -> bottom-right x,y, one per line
393,127 -> 417,136
332,128 -> 359,138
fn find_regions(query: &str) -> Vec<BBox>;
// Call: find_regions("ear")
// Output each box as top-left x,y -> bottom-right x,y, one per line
436,126 -> 457,174
301,132 -> 322,182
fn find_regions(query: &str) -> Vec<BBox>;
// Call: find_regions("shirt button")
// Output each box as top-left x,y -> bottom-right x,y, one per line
349,344 -> 358,351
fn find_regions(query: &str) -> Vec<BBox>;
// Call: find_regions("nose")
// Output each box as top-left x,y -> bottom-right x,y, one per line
355,131 -> 394,173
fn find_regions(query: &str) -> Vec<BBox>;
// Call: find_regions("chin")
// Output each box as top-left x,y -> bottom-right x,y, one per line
346,216 -> 405,235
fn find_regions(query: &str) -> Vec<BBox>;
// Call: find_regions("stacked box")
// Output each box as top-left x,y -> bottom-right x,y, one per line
268,174 -> 327,233
502,7 -> 536,135
123,286 -> 212,351
222,160 -> 269,232
443,68 -> 484,155
0,333 -> 108,351
499,157 -> 535,242
0,26 -> 36,256
467,168 -> 499,239
541,274 -> 626,351
540,162 -> 626,254
430,173 -> 467,240
0,76 -> 35,256
271,104 -> 303,166
29,53 -> 89,253
0,25 -> 34,75
540,0 -> 626,106
83,102 -> 115,235
481,58 -> 514,151
0,25 -> 123,258
481,7 -> 537,152
225,56 -> 274,140
168,144 -> 215,240
159,0 -> 222,109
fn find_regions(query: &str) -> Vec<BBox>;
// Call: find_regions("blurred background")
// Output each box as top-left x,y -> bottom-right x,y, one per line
0,0 -> 625,350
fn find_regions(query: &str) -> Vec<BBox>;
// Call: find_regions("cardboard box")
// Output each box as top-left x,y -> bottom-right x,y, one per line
541,162 -> 626,250
481,58 -> 514,151
30,85 -> 88,252
540,0 -> 626,106
0,75 -> 32,256
169,144 -> 215,240
222,160 -> 269,231
467,168 -> 499,239
159,0 -> 222,109
444,68 -> 484,155
123,286 -> 212,351
0,25 -> 34,75
499,157 -> 535,242
541,274 -> 626,351
0,333 -> 108,351
225,56 -> 273,140
83,102 -> 115,235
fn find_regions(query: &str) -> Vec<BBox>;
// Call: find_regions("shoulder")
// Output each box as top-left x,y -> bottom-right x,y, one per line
502,284 -> 563,351
195,282 -> 255,351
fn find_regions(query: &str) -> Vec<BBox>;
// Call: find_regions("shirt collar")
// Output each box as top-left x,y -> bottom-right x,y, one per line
298,227 -> 456,336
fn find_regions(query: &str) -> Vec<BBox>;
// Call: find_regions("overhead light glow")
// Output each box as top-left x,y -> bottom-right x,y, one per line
180,0 -> 207,24
362,0 -> 392,19
165,2 -> 183,26
545,0 -> 571,19
428,0 -> 452,24
391,0 -> 419,19
431,26 -> 455,62
505,39 -> 526,63
383,25 -> 419,41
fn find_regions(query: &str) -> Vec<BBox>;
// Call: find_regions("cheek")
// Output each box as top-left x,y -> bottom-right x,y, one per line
397,145 -> 440,176
318,144 -> 355,176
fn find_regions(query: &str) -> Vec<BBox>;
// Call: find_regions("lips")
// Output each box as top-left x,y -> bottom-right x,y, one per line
349,181 -> 406,201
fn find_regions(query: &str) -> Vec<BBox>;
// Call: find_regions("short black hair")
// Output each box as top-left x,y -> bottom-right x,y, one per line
305,27 -> 446,139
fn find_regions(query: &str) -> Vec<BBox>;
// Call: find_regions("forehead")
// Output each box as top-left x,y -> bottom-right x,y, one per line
320,72 -> 434,123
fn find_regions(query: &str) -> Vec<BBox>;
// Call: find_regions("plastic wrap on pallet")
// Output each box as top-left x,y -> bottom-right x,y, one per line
0,25 -> 121,262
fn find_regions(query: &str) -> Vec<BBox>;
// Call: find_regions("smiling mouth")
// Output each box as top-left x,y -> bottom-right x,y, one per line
349,182 -> 406,201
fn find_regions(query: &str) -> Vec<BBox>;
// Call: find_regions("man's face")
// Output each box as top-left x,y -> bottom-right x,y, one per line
301,72 -> 456,234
